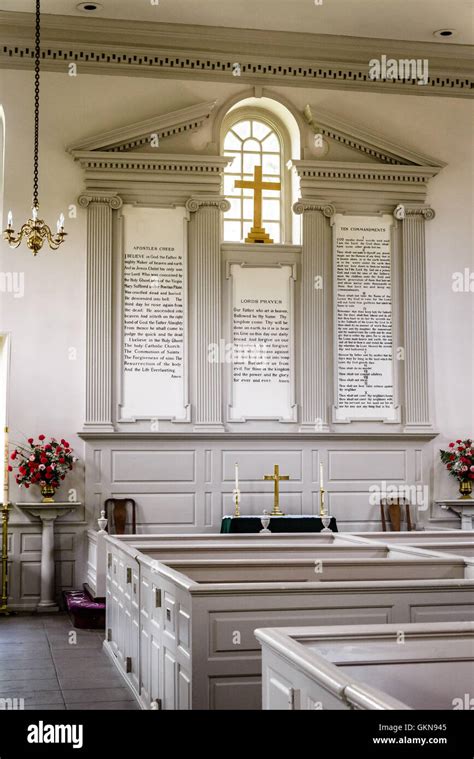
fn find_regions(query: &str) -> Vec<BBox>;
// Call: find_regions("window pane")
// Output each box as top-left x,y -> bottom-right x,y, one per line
262,199 -> 280,221
224,131 -> 242,150
225,198 -> 241,218
224,220 -> 242,241
225,151 -> 241,173
243,199 -> 254,219
262,154 -> 280,175
224,175 -> 241,196
233,120 -> 251,140
264,222 -> 280,243
252,121 -> 271,140
262,189 -> 280,198
243,152 -> 261,175
242,221 -> 252,240
242,138 -> 261,153
262,132 -> 280,151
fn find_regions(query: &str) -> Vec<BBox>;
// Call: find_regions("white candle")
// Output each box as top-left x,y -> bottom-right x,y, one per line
235,463 -> 239,490
7,211 -> 12,228
320,462 -> 324,489
3,427 -> 9,505
32,207 -> 38,221
57,213 -> 64,232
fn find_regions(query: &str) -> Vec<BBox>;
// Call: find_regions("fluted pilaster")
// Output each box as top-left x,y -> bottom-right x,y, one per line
79,193 -> 122,431
398,205 -> 435,430
186,196 -> 230,430
293,201 -> 335,431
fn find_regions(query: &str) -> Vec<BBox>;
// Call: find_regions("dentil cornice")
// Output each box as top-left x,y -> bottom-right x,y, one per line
0,12 -> 472,98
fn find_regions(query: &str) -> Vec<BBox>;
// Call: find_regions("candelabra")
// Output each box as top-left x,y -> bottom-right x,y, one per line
2,0 -> 67,256
4,209 -> 66,256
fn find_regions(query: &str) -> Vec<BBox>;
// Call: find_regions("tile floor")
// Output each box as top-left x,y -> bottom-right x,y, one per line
0,613 -> 139,710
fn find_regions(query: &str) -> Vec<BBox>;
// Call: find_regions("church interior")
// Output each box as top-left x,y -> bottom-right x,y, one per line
0,0 -> 473,729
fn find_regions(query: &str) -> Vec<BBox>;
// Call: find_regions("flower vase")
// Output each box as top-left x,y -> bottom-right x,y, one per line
40,484 -> 56,504
459,480 -> 473,500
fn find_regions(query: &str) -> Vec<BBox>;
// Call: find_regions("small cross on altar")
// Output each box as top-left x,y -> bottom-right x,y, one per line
263,464 -> 290,516
235,165 -> 281,244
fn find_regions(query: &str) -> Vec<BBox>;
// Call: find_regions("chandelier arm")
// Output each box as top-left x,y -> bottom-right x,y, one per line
33,0 -> 41,210
2,233 -> 23,249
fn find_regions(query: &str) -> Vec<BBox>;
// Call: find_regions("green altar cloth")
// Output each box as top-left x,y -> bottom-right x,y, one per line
220,515 -> 338,534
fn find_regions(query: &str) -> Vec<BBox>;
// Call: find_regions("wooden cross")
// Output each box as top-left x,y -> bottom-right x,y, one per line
235,165 -> 280,244
263,464 -> 290,516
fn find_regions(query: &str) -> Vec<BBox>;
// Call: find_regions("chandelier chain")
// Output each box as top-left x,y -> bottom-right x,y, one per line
33,0 -> 41,210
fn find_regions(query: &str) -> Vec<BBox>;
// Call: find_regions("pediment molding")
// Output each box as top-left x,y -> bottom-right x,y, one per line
72,151 -> 232,175
67,101 -> 217,153
72,151 -> 232,207
304,106 -> 446,168
292,161 -> 441,184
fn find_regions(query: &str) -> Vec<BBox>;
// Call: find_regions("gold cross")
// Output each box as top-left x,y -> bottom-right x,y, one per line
263,464 -> 290,516
235,165 -> 280,244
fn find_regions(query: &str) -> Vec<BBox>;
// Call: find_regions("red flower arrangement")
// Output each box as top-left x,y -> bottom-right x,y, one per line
439,439 -> 474,482
9,436 -> 78,492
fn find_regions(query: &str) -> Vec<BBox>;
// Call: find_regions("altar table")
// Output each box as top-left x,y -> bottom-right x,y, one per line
220,515 -> 338,533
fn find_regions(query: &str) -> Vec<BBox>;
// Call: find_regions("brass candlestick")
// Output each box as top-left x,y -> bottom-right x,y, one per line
319,487 -> 326,517
0,502 -> 11,615
233,489 -> 241,518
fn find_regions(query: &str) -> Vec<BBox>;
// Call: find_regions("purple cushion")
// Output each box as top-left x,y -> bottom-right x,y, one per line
64,590 -> 105,630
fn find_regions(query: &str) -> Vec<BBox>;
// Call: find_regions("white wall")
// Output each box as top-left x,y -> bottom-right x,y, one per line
0,69 -> 472,553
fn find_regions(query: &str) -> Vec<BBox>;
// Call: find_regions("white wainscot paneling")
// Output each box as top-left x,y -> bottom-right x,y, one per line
8,525 -> 84,611
324,492 -> 380,526
85,437 -> 431,535
222,450 -> 302,481
118,493 -> 196,529
328,449 -> 406,481
112,450 -> 195,482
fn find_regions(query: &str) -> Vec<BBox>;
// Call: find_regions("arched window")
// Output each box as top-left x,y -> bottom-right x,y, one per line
222,113 -> 287,243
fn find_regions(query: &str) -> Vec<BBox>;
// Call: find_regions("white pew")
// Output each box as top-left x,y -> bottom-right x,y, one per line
256,622 -> 474,710
103,536 -> 474,710
355,530 -> 473,543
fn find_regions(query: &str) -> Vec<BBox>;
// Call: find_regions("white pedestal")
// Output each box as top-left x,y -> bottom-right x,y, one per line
17,503 -> 79,612
437,499 -> 474,531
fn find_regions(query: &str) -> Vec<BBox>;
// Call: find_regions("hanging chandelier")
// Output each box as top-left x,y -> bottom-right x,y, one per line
3,0 -> 66,256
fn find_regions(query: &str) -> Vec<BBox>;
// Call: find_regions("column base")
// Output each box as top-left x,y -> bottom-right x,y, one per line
402,424 -> 435,434
82,423 -> 115,433
298,424 -> 330,434
193,424 -> 226,433
36,602 -> 59,613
